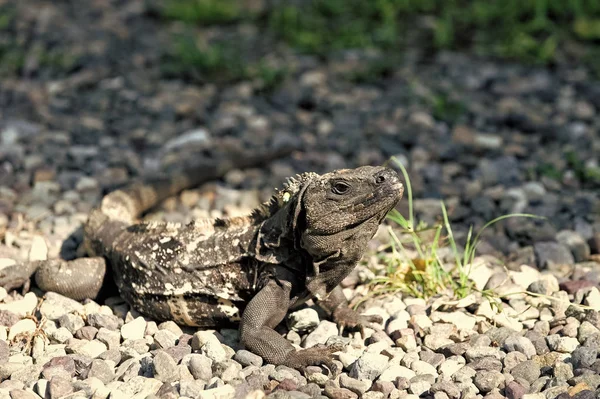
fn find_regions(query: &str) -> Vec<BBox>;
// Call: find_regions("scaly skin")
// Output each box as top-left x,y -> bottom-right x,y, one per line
5,160 -> 404,373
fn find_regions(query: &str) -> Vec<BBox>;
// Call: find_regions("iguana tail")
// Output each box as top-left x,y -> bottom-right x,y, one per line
83,146 -> 295,256
98,145 -> 295,224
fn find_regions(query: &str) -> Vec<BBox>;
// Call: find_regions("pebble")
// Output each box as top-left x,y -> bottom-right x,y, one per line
120,317 -> 146,340
87,359 -> 115,384
184,354 -> 213,381
39,292 -> 84,320
349,353 -> 389,381
153,350 -> 179,383
234,350 -> 263,367
7,319 -> 36,341
303,321 -> 338,348
0,293 -> 37,317
87,313 -> 122,331
503,335 -> 537,359
546,335 -> 580,353
534,242 -> 575,268
58,314 -> 85,333
510,360 -> 541,383
153,329 -> 179,349
288,308 -> 320,333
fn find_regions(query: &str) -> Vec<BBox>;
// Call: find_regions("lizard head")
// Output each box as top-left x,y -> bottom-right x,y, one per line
292,165 -> 404,298
299,166 -> 403,236
257,165 -> 403,297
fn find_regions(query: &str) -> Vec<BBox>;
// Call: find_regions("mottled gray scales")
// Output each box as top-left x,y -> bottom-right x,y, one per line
4,155 -> 403,372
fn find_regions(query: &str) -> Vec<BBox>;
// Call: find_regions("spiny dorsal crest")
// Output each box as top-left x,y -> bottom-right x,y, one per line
249,172 -> 319,222
280,172 -> 319,203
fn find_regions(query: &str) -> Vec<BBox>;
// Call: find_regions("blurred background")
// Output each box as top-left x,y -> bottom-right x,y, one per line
0,0 -> 599,258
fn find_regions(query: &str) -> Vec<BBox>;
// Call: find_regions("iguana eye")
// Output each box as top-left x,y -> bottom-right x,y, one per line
332,182 -> 350,195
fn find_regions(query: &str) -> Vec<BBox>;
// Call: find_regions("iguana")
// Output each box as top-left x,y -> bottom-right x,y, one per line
1,150 -> 404,372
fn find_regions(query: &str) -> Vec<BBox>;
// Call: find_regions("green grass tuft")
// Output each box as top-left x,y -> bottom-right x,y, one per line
362,157 -> 544,303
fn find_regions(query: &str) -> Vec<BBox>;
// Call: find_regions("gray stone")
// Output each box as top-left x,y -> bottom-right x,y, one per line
153,351 -> 178,383
212,359 -> 242,382
324,384 -> 358,399
534,242 -> 575,268
570,347 -> 597,369
510,360 -> 541,383
505,381 -> 527,399
303,321 -> 338,348
546,335 -> 579,352
40,292 -> 84,320
270,365 -> 304,385
185,354 -> 213,381
349,353 -> 389,381
408,375 -> 433,396
468,357 -> 503,372
58,314 -> 85,334
553,362 -> 573,381
75,326 -> 98,341
48,376 -> 73,399
288,308 -> 320,333
153,329 -> 179,349
163,344 -> 192,364
339,374 -> 371,395
87,313 -> 122,331
556,230 -> 590,262
473,370 -> 504,393
117,375 -> 163,397
96,327 -> 121,350
191,332 -> 227,363
233,350 -> 263,367
9,364 -> 42,385
157,321 -> 183,337
503,352 -> 527,372
115,358 -> 141,382
503,335 -> 537,359
431,380 -> 461,399
121,317 -> 147,340
87,359 -> 115,384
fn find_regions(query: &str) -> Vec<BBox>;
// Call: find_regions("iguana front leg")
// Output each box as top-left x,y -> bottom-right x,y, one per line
317,285 -> 383,337
239,279 -> 340,374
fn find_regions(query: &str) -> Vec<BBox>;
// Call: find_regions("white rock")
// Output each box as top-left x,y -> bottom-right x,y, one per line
303,321 -> 338,348
378,364 -> 416,382
0,292 -> 38,317
411,360 -> 438,376
164,128 -> 210,151
509,265 -> 541,290
546,335 -> 579,353
432,311 -> 477,331
0,259 -> 16,268
77,340 -> 108,358
120,317 -> 146,340
8,319 -> 37,341
584,287 -> 600,311
287,308 -> 320,333
28,235 -> 48,261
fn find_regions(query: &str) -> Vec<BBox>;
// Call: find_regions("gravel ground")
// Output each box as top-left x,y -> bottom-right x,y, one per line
1,1 -> 600,398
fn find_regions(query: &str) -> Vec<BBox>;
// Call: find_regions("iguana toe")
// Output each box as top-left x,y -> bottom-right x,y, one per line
282,344 -> 343,376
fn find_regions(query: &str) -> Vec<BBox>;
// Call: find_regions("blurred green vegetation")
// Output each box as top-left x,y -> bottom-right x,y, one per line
161,0 -> 600,83
161,0 -> 250,24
